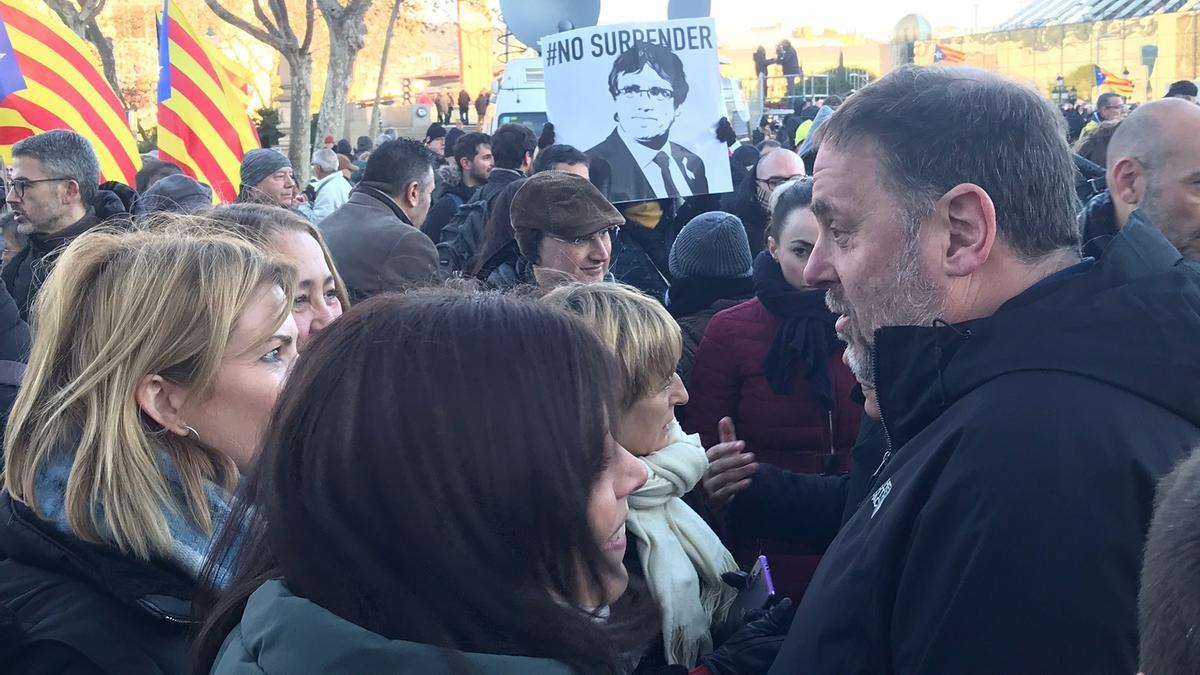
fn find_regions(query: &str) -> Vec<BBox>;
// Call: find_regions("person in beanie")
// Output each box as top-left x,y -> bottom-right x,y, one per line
685,178 -> 862,599
1166,79 -> 1198,102
666,211 -> 755,386
134,174 -> 214,216
424,122 -> 448,160
509,171 -> 623,292
237,148 -> 297,207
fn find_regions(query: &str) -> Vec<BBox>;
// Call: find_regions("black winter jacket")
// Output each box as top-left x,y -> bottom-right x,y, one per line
0,275 -> 29,464
2,191 -> 130,322
0,493 -> 196,674
770,214 -> 1200,674
1080,190 -> 1120,259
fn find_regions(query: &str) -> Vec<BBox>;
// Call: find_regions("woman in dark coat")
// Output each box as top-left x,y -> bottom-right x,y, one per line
685,178 -> 862,599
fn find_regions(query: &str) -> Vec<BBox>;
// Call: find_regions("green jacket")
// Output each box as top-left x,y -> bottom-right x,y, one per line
211,579 -> 579,674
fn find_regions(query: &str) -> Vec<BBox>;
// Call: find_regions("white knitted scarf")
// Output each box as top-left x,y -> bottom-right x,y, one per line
626,421 -> 739,667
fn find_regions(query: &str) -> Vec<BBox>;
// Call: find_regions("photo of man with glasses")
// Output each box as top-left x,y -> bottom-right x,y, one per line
586,41 -> 709,203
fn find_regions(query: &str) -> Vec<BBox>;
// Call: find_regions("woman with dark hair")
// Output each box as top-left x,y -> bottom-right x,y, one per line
194,290 -> 658,674
686,178 -> 862,599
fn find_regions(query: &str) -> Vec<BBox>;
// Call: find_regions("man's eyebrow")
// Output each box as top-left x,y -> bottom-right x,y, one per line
810,198 -> 835,222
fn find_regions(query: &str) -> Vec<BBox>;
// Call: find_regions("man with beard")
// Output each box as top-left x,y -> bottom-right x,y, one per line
721,148 -> 806,255
1080,98 -> 1200,260
421,132 -> 493,244
761,66 -> 1200,673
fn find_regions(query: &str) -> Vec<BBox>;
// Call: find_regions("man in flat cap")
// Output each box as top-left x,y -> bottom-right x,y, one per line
510,170 -> 624,291
237,148 -> 298,208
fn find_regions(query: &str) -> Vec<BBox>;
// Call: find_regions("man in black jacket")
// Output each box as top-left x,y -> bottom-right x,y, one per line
437,124 -> 535,275
4,130 -> 129,322
1080,97 -> 1200,261
766,65 -> 1200,674
421,132 -> 493,244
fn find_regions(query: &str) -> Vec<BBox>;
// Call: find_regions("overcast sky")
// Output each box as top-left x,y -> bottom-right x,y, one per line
594,0 -> 1034,40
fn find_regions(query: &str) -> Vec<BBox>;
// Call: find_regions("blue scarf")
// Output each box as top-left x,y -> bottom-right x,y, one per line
35,447 -> 234,582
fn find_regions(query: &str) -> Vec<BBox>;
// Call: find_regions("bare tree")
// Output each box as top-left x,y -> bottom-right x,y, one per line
367,0 -> 403,138
42,0 -> 126,109
204,0 -> 316,183
314,0 -> 374,144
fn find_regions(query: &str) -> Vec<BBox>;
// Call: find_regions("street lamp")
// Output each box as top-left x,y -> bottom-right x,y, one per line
1051,74 -> 1071,105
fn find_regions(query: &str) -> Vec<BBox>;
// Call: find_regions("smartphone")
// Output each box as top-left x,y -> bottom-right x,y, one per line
727,555 -> 777,624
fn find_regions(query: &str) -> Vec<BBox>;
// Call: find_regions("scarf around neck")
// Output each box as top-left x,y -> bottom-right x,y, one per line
752,250 -> 838,407
35,446 -> 234,582
626,422 -> 739,667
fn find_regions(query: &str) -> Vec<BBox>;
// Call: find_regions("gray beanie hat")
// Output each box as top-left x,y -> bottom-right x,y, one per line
669,211 -> 754,280
135,174 -> 213,215
240,148 -> 291,190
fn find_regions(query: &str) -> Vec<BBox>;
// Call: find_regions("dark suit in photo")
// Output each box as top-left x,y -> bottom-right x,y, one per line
586,129 -> 709,203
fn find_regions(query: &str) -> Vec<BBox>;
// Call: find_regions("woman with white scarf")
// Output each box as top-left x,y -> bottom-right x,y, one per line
545,283 -> 789,674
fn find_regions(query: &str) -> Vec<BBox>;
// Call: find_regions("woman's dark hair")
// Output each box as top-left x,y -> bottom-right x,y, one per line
769,176 -> 814,241
194,289 -> 656,674
537,122 -> 556,150
717,117 -> 737,147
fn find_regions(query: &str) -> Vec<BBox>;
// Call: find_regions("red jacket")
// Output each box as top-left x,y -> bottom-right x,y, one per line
684,297 -> 863,599
685,297 -> 861,473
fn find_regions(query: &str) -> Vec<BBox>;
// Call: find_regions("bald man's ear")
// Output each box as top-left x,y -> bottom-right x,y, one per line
1109,157 -> 1145,210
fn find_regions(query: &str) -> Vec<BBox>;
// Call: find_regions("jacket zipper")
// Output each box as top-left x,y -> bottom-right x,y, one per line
827,410 -> 835,455
867,340 -> 896,494
137,597 -> 193,625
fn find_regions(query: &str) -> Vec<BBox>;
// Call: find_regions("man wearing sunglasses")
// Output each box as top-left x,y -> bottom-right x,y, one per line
508,171 -> 624,291
587,41 -> 708,203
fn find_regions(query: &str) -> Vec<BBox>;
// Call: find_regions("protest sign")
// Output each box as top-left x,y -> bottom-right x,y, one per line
541,18 -> 733,204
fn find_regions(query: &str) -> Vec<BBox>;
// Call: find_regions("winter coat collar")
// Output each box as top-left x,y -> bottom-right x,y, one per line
349,183 -> 416,227
0,491 -> 198,624
215,579 -> 577,674
874,213 -> 1200,453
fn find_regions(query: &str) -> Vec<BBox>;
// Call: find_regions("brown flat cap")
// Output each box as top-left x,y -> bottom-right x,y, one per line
510,171 -> 624,257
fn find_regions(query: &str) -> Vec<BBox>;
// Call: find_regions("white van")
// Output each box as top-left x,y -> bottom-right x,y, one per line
483,57 -> 548,135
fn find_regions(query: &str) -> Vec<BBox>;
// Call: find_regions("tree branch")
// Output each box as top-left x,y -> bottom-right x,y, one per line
250,0 -> 281,40
267,0 -> 298,49
77,0 -> 105,24
300,0 -> 315,53
203,0 -> 282,50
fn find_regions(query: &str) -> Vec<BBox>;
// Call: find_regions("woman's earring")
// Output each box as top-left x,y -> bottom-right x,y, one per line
183,425 -> 200,441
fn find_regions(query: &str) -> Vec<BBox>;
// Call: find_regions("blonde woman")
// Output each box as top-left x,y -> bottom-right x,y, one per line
0,222 -> 298,674
543,283 -> 786,673
207,203 -> 349,351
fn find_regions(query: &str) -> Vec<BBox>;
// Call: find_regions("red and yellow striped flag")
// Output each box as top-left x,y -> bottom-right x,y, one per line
0,0 -> 140,185
158,0 -> 259,203
933,44 -> 967,65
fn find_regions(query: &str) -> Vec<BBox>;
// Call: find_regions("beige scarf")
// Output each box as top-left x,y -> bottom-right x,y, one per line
626,422 -> 739,667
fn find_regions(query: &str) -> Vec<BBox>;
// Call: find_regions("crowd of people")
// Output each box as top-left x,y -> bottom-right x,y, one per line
0,62 -> 1198,675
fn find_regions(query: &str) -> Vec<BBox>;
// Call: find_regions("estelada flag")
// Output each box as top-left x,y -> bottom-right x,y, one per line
933,44 -> 967,65
1094,65 -> 1134,96
158,0 -> 260,202
0,1 -> 140,185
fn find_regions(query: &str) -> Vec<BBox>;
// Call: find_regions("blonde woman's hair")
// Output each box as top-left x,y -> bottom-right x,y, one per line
3,218 -> 297,561
204,203 -> 351,311
542,282 -> 682,410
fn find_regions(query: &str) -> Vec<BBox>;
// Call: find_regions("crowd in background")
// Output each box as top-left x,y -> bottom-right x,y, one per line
0,63 -> 1199,675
